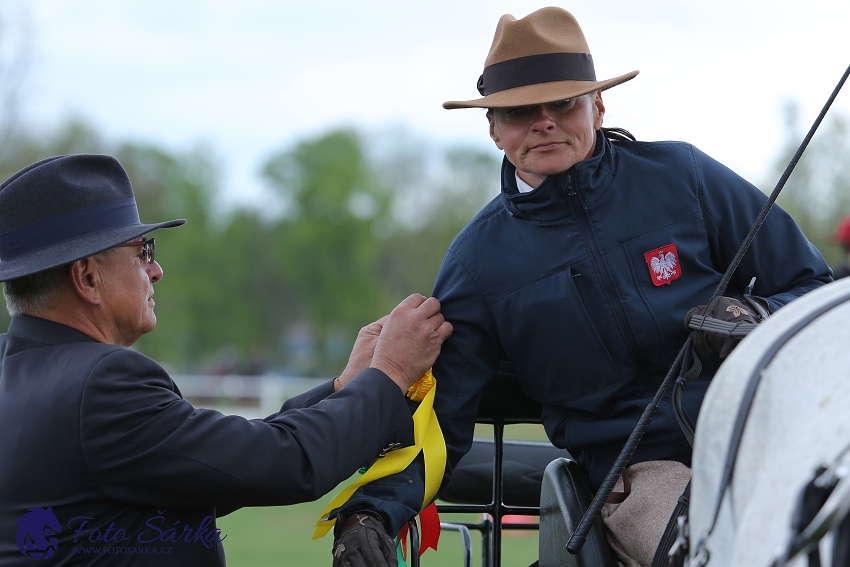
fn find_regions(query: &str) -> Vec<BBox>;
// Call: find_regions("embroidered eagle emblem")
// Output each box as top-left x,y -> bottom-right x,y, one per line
644,243 -> 682,286
650,252 -> 678,281
726,304 -> 750,318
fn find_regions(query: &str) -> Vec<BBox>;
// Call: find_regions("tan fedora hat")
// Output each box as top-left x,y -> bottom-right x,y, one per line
443,7 -> 638,110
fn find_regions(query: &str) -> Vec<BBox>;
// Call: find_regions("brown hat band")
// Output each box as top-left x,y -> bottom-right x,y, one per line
476,52 -> 597,96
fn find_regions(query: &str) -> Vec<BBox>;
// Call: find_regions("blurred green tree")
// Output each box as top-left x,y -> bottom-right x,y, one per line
123,144 -> 229,366
262,130 -> 395,373
1,118 -> 500,375
0,119 -> 107,181
261,130 -> 499,375
768,102 -> 850,269
377,145 -> 499,299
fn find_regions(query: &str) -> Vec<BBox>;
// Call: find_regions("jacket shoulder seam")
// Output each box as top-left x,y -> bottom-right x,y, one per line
449,207 -> 505,248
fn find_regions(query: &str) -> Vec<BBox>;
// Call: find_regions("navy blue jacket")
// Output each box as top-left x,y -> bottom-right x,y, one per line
0,315 -> 414,566
342,133 -> 832,534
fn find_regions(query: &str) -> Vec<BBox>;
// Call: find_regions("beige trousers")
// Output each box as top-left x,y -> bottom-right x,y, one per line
600,460 -> 691,567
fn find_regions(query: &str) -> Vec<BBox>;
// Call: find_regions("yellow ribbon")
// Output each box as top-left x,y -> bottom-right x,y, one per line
313,369 -> 446,539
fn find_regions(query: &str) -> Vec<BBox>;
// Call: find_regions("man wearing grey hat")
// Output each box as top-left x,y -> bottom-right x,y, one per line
332,7 -> 832,567
0,154 -> 452,565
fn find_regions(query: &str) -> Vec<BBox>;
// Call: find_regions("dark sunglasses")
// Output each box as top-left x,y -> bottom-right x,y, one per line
115,238 -> 156,264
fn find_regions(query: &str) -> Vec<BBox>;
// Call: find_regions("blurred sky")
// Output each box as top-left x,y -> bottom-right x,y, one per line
8,0 -> 850,207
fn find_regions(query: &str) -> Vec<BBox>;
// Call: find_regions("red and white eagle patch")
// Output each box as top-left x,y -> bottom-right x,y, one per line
644,243 -> 682,286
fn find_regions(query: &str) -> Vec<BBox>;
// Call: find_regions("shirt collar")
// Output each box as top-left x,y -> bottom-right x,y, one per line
515,173 -> 536,194
7,315 -> 100,346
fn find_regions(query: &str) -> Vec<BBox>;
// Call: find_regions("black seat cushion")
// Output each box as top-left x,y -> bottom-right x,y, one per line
539,458 -> 614,567
475,370 -> 543,424
440,438 -> 567,507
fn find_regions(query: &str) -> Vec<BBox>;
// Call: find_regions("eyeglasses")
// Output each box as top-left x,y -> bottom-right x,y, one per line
115,238 -> 156,264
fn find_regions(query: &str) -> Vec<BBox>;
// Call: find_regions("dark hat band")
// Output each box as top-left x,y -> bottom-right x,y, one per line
477,52 -> 597,96
0,197 -> 140,261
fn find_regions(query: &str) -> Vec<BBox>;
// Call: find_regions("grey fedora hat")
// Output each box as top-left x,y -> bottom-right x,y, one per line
0,154 -> 185,282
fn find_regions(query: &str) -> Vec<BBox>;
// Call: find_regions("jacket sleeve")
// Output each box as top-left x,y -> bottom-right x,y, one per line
264,379 -> 336,418
79,349 -> 414,510
692,146 -> 833,311
338,248 -> 502,534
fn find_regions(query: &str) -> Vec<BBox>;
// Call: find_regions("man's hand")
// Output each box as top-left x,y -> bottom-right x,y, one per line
685,296 -> 761,359
332,512 -> 397,567
371,294 -> 453,392
337,316 -> 389,390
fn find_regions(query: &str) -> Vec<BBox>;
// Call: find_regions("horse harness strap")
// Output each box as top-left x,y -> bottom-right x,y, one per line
652,481 -> 691,567
671,347 -> 703,448
773,443 -> 850,566
692,289 -> 850,567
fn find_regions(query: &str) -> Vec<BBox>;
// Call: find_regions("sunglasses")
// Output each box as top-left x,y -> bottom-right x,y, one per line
115,238 -> 156,264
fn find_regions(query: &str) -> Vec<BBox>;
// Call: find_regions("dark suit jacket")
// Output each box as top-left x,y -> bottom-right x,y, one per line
0,316 -> 413,565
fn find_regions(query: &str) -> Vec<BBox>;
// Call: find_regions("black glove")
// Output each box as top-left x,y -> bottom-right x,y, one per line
685,296 -> 763,359
332,511 -> 397,567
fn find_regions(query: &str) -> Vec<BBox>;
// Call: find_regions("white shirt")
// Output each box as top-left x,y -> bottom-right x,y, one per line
515,173 -> 537,194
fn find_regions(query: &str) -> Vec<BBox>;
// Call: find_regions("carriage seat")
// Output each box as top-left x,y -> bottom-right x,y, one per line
538,457 -> 614,567
431,366 -> 613,567
441,438 -> 567,507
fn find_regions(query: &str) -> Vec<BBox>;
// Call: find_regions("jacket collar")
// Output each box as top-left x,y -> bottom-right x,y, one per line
500,130 -> 615,221
7,315 -> 99,346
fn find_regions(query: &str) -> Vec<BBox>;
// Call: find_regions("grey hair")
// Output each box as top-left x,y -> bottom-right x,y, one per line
3,265 -> 69,317
3,247 -> 117,317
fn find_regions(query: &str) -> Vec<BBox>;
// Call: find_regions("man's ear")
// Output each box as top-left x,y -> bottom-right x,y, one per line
487,111 -> 504,150
68,257 -> 102,306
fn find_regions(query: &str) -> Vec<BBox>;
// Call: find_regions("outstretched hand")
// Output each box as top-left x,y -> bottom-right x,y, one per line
371,294 -> 453,392
337,316 -> 388,389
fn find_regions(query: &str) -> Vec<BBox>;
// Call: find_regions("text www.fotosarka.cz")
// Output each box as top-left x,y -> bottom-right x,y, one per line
15,507 -> 225,560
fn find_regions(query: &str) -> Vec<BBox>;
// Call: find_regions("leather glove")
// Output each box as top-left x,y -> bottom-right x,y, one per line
332,512 -> 397,567
685,296 -> 762,359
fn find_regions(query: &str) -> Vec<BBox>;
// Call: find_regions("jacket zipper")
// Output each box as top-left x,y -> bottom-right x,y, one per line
566,179 -> 650,380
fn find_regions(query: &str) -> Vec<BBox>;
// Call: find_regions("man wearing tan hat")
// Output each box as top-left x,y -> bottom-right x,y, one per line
330,7 -> 832,566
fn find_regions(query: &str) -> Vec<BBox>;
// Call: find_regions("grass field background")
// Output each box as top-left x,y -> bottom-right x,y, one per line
217,424 -> 548,566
